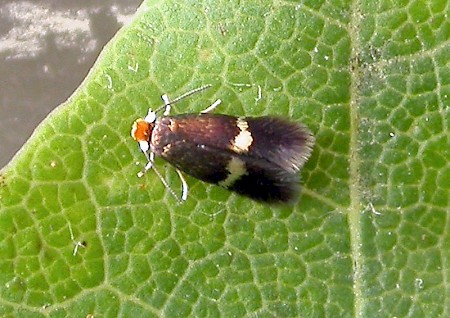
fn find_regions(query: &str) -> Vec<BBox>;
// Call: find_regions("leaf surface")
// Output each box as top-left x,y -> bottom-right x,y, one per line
0,0 -> 449,317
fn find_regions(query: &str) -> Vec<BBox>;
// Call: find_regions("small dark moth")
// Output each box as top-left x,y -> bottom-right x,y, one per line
131,85 -> 314,204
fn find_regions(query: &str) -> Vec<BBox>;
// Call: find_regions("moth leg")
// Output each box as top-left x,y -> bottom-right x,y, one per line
176,169 -> 189,201
152,165 -> 183,204
137,151 -> 155,178
139,152 -> 183,203
161,94 -> 172,116
201,99 -> 222,113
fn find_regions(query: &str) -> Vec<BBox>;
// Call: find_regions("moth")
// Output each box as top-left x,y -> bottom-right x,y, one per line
131,85 -> 314,203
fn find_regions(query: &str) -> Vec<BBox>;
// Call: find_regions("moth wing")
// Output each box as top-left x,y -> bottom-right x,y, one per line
244,116 -> 315,172
160,140 -> 300,203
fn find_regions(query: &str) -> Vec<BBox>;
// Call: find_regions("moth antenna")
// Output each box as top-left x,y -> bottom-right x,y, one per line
155,84 -> 212,113
137,151 -> 184,203
151,165 -> 183,204
169,84 -> 212,104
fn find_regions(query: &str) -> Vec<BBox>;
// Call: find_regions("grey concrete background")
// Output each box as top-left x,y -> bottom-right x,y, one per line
0,1 -> 142,168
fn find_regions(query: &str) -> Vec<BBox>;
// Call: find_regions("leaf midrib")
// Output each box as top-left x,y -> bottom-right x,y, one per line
348,1 -> 364,317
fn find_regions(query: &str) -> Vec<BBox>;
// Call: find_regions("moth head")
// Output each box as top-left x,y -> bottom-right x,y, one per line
131,109 -> 157,153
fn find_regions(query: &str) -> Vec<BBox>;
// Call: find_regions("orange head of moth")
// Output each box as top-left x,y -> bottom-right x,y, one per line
131,109 -> 157,154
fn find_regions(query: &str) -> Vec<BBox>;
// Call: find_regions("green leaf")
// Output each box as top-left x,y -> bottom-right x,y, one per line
1,0 -> 449,317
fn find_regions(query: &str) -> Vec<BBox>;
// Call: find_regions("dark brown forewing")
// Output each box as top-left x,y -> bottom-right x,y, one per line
155,114 -> 240,151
